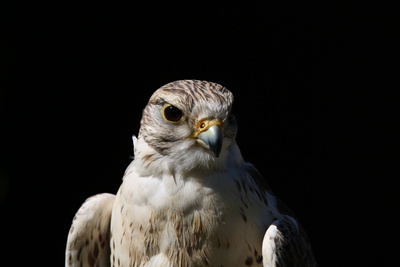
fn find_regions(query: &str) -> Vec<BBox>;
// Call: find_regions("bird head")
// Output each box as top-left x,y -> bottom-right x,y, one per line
134,80 -> 241,175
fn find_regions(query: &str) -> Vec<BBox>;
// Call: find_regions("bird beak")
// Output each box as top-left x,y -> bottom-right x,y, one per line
194,120 -> 223,157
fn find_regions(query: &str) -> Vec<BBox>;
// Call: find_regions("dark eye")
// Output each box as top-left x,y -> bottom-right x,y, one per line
163,104 -> 183,122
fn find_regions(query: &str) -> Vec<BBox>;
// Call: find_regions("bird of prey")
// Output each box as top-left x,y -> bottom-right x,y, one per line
66,80 -> 316,267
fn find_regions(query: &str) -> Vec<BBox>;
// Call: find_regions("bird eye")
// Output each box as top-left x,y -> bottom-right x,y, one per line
163,104 -> 183,123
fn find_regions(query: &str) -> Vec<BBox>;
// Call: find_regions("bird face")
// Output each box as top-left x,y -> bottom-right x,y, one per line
137,80 -> 238,172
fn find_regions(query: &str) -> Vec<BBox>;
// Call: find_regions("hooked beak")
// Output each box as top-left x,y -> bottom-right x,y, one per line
195,120 -> 223,157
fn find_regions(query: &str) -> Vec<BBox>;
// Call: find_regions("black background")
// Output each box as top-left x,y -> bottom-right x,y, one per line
1,2 -> 397,266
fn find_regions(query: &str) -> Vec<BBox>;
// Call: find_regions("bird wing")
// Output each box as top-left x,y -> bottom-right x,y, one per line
262,215 -> 316,267
244,163 -> 316,266
66,193 -> 115,267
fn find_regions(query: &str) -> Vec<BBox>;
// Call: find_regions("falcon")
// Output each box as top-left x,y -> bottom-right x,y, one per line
66,80 -> 316,267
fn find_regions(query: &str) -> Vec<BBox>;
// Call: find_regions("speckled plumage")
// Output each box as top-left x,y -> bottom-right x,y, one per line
66,80 -> 316,267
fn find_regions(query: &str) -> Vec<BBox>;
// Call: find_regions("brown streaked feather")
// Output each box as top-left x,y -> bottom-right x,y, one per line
66,193 -> 115,267
150,80 -> 233,113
